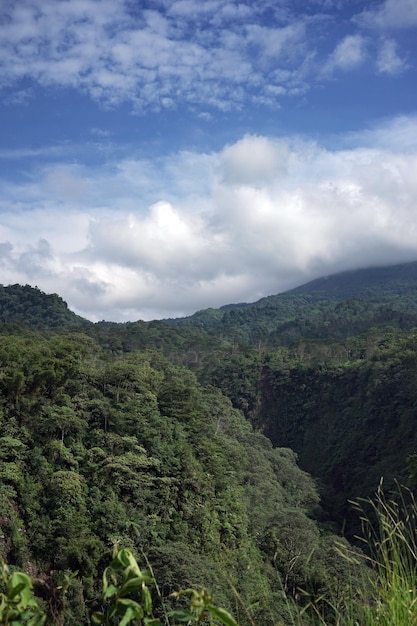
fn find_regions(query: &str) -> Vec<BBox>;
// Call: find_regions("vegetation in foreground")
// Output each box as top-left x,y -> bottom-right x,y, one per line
3,486 -> 417,625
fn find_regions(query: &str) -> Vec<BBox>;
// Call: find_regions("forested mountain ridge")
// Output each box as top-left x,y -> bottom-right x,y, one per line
0,284 -> 89,329
2,262 -> 417,622
287,260 -> 417,298
164,260 -> 417,346
0,261 -> 417,336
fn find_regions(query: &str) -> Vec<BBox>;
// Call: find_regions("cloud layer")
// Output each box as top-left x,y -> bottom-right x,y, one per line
1,117 -> 417,321
1,1 -> 417,320
0,0 -> 412,112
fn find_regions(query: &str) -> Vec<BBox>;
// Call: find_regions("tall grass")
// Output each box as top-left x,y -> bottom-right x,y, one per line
300,483 -> 417,625
3,484 -> 417,625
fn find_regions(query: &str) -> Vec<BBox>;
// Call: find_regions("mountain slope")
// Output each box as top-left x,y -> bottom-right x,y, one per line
1,263 -> 417,613
165,260 -> 417,346
0,330 -> 353,624
287,260 -> 417,299
0,284 -> 89,329
2,260 -> 417,333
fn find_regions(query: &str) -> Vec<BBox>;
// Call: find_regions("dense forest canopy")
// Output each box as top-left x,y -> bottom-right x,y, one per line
2,261 -> 417,623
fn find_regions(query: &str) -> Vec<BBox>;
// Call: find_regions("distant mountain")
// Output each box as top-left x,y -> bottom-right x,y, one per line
2,260 -> 417,339
0,284 -> 89,330
171,260 -> 417,320
287,260 -> 417,299
2,263 -> 417,545
165,260 -> 417,345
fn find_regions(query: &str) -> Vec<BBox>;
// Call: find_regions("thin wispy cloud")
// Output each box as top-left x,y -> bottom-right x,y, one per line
376,39 -> 406,74
323,34 -> 367,75
356,0 -> 417,30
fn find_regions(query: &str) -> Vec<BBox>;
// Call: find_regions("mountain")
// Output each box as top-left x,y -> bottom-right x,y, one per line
0,309 -> 354,625
287,260 -> 417,299
165,260 -> 417,346
1,262 -> 417,622
0,283 -> 89,329
2,260 -> 417,332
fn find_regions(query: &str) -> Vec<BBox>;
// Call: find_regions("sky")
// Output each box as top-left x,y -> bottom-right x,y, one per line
1,0 -> 417,322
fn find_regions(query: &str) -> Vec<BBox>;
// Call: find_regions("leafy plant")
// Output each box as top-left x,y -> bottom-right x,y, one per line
0,562 -> 46,625
91,548 -> 238,626
169,587 -> 237,626
91,548 -> 161,626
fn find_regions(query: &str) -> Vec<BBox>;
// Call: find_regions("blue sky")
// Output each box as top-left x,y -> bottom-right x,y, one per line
1,0 -> 417,321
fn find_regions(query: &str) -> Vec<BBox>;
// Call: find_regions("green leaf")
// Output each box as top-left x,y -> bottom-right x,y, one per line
142,585 -> 153,615
168,608 -> 195,622
103,583 -> 118,600
207,605 -> 238,626
102,567 -> 110,594
117,598 -> 144,619
27,614 -> 47,626
120,574 -> 151,596
124,550 -> 141,576
7,572 -> 32,600
119,606 -> 136,626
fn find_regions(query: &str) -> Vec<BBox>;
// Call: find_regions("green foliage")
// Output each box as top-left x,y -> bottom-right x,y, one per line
0,562 -> 46,625
167,261 -> 417,348
0,284 -> 88,330
4,267 -> 417,624
0,330 -> 345,624
91,548 -> 159,625
1,548 -> 238,626
170,587 -> 238,626
300,486 -> 417,626
352,485 -> 417,626
253,328 -> 417,534
5,487 -> 417,626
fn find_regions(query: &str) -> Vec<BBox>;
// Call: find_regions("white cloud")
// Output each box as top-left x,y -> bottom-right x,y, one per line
323,34 -> 367,74
2,0 -> 414,112
0,0 -> 320,111
245,22 -> 306,61
220,135 -> 289,186
90,127 -> 111,137
376,38 -> 406,74
2,87 -> 33,105
1,118 -> 417,321
357,0 -> 417,29
341,115 -> 417,152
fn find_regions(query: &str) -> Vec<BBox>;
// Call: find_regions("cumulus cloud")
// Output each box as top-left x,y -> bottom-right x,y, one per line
220,135 -> 289,186
1,118 -> 417,321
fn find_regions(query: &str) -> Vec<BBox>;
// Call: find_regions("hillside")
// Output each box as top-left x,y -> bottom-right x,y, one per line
2,260 -> 417,334
164,260 -> 417,346
2,263 -> 417,622
0,284 -> 89,330
288,260 -> 417,298
0,330 -> 356,624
